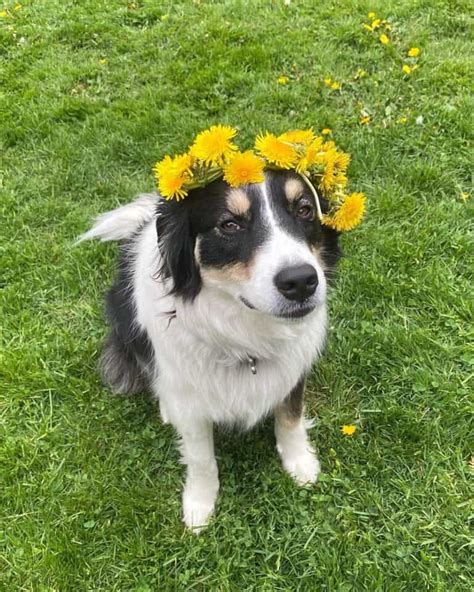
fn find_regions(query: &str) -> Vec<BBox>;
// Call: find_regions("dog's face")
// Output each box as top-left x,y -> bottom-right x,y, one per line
157,170 -> 341,318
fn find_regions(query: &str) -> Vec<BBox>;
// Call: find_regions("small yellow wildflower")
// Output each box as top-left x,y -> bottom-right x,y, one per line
368,11 -> 376,19
324,193 -> 366,232
355,68 -> 368,80
341,425 -> 357,436
397,116 -> 408,124
0,10 -> 9,17
408,47 -> 420,57
460,192 -> 470,202
379,33 -> 389,45
279,129 -> 315,145
402,64 -> 412,75
363,23 -> 373,32
321,128 -> 332,135
295,137 -> 323,174
222,151 -> 265,187
371,18 -> 381,29
255,132 -> 298,169
359,115 -> 371,125
190,124 -> 237,166
324,78 -> 333,87
331,81 -> 341,90
154,153 -> 194,200
99,58 -> 108,65
277,75 -> 289,85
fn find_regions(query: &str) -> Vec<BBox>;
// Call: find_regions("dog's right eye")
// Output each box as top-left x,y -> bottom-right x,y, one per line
219,219 -> 242,233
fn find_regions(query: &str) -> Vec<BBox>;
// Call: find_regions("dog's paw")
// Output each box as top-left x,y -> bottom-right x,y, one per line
281,447 -> 321,486
182,479 -> 218,534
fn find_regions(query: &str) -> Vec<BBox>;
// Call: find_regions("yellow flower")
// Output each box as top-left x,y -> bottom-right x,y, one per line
0,10 -> 9,17
355,68 -> 368,79
341,424 -> 357,436
317,147 -> 349,192
368,11 -> 376,19
408,47 -> 420,57
321,128 -> 332,135
371,18 -> 381,29
255,132 -> 298,169
379,33 -> 389,45
397,116 -> 408,124
331,81 -> 341,90
277,75 -> 289,85
154,153 -> 194,200
359,114 -> 371,125
363,23 -> 373,32
295,137 -> 323,174
402,64 -> 412,75
460,192 -> 470,202
324,78 -> 333,87
279,129 -> 315,145
324,193 -> 366,231
222,150 -> 265,187
99,58 -> 108,65
190,124 -> 237,166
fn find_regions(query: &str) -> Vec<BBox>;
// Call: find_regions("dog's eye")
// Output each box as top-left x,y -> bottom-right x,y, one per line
296,203 -> 314,220
219,219 -> 242,233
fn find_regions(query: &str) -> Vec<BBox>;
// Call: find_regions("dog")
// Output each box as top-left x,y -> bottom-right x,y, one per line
80,169 -> 341,531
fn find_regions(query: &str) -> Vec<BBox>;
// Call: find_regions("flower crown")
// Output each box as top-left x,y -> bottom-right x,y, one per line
153,125 -> 366,232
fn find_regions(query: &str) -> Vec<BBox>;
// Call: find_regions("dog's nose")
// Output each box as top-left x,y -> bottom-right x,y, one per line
274,264 -> 318,302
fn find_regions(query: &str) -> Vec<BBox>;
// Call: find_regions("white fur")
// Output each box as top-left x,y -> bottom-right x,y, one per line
82,180 -> 327,530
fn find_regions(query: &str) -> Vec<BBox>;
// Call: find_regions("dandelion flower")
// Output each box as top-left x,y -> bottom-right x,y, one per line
0,10 -> 9,17
341,425 -> 357,436
331,81 -> 341,90
154,153 -> 193,200
363,24 -> 373,32
408,47 -> 420,57
279,129 -> 315,146
295,137 -> 323,174
223,151 -> 265,187
371,18 -> 381,28
368,11 -> 376,19
359,114 -> 371,125
324,193 -> 366,231
402,64 -> 412,75
277,75 -> 289,85
255,132 -> 298,169
379,33 -> 389,45
460,192 -> 470,202
321,128 -> 332,135
190,124 -> 237,166
324,78 -> 333,87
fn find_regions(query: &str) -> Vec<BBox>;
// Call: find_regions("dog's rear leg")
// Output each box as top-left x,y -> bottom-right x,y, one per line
274,376 -> 320,485
100,332 -> 147,395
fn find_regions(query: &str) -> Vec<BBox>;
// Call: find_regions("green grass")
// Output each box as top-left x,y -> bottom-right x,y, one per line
1,0 -> 472,589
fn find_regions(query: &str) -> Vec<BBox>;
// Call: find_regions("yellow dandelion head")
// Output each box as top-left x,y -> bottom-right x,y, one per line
279,129 -> 315,146
408,47 -> 420,57
154,153 -> 193,201
255,132 -> 298,169
321,128 -> 332,136
330,81 -> 341,90
190,124 -> 237,166
277,75 -> 289,85
222,151 -> 265,187
379,33 -> 389,45
368,11 -> 376,19
402,64 -> 412,75
341,424 -> 357,436
360,115 -> 371,125
371,18 -> 381,28
324,192 -> 366,231
295,137 -> 323,174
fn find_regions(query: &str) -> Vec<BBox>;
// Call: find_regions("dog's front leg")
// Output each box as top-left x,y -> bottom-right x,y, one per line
175,417 -> 219,533
274,377 -> 320,485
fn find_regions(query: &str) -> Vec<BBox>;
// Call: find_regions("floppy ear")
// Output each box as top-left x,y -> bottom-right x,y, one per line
156,200 -> 202,301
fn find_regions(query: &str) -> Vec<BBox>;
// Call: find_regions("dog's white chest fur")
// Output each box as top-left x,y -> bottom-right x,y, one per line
133,222 -> 327,428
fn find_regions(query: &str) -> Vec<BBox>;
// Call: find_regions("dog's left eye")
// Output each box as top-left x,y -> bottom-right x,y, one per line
219,219 -> 242,233
296,203 -> 314,220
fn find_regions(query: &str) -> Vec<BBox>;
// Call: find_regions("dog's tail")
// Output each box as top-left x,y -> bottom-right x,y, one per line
77,193 -> 158,243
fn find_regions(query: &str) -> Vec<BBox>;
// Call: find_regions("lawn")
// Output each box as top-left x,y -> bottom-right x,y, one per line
1,0 -> 472,589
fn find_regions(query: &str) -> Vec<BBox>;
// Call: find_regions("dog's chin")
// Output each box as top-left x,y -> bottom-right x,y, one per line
239,296 -> 317,320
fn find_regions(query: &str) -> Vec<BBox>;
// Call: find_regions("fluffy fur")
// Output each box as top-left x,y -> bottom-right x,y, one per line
80,171 -> 341,531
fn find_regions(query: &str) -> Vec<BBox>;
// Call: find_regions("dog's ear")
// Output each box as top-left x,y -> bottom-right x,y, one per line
156,199 -> 202,301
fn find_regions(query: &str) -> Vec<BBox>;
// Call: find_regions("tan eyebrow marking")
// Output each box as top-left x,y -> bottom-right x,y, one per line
285,178 -> 304,202
226,188 -> 251,216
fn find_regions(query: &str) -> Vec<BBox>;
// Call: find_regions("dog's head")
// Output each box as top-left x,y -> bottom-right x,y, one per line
156,170 -> 341,319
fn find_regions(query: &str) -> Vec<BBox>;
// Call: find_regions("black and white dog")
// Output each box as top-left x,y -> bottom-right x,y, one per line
81,170 -> 341,531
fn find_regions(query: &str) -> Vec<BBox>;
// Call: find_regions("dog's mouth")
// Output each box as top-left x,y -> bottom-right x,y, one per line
239,297 -> 315,319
